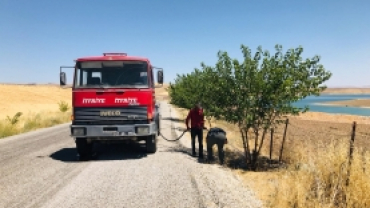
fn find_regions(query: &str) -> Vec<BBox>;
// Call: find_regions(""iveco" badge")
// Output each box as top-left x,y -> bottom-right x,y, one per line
100,111 -> 121,116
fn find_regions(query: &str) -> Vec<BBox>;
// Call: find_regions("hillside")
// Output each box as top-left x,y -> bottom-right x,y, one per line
0,84 -> 72,119
322,87 -> 370,94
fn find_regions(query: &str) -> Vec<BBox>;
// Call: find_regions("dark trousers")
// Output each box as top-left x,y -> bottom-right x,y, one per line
207,143 -> 225,164
190,128 -> 203,157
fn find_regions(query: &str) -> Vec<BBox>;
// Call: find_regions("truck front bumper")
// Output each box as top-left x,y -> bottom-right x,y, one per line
70,123 -> 157,139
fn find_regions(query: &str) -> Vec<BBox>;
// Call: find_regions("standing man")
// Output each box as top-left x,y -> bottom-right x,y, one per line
185,102 -> 205,158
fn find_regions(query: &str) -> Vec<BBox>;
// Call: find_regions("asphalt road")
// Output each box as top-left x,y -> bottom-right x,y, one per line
0,101 -> 262,208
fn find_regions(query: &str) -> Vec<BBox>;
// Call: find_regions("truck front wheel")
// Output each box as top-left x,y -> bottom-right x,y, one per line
146,135 -> 157,154
76,138 -> 92,160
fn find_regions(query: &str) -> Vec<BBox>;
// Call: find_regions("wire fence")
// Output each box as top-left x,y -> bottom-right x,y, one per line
281,118 -> 370,151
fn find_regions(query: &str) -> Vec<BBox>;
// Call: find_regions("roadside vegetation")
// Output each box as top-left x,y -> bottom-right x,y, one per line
0,101 -> 71,139
0,84 -> 72,139
168,44 -> 370,207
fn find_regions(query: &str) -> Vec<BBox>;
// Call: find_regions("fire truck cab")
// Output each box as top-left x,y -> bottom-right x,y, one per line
59,52 -> 163,160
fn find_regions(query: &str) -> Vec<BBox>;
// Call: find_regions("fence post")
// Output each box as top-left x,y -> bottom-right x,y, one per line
279,119 -> 289,164
270,128 -> 274,168
346,121 -> 357,186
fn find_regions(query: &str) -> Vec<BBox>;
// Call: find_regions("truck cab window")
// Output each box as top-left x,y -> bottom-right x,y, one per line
74,61 -> 149,88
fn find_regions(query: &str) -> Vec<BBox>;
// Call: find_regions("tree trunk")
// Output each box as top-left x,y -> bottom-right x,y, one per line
251,130 -> 259,171
239,127 -> 251,163
257,127 -> 268,154
245,129 -> 251,164
254,129 -> 259,154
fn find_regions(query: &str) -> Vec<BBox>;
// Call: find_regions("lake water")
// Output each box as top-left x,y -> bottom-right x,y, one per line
293,94 -> 370,116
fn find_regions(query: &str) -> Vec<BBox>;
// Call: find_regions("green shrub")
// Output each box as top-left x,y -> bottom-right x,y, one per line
58,101 -> 70,112
6,112 -> 22,125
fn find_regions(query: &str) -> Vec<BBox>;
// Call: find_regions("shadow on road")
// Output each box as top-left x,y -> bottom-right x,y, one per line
165,145 -> 225,165
165,144 -> 282,171
49,148 -> 78,162
49,143 -> 148,162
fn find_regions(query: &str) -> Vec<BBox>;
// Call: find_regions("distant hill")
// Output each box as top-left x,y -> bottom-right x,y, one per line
322,88 -> 370,94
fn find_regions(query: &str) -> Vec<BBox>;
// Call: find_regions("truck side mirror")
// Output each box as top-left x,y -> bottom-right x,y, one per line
60,72 -> 67,86
157,70 -> 163,84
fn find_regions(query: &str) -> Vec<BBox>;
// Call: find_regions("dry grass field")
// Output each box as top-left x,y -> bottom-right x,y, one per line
0,84 -> 72,138
0,84 -> 72,119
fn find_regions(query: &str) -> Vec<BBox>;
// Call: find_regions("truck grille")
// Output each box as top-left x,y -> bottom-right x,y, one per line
73,107 -> 148,125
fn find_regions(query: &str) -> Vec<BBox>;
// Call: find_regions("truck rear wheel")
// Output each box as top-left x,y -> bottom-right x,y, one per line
146,135 -> 157,154
76,138 -> 92,160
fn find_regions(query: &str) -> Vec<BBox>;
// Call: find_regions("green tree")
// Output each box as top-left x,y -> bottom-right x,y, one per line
169,44 -> 332,171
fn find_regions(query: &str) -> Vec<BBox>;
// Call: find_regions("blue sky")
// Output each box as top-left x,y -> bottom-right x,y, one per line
0,0 -> 369,87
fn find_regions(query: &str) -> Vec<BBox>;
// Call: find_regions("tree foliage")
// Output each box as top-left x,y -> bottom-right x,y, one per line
168,44 -> 332,170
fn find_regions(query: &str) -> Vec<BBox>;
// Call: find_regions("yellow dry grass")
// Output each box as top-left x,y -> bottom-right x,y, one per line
0,84 -> 72,138
0,84 -> 72,119
0,111 -> 72,138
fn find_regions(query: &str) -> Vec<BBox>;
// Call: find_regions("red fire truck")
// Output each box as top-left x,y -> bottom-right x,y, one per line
59,52 -> 163,160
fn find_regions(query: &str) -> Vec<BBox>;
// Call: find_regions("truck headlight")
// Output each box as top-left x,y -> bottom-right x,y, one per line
72,127 -> 85,136
136,127 -> 149,134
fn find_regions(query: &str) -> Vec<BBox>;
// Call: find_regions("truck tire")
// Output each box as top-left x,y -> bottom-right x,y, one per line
76,138 -> 92,160
146,135 -> 157,154
157,118 -> 160,136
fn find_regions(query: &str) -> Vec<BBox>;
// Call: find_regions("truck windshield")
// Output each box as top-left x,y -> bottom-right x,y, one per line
74,61 -> 149,88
